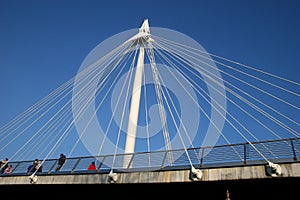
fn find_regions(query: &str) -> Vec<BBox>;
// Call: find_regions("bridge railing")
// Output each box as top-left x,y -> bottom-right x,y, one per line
2,137 -> 300,176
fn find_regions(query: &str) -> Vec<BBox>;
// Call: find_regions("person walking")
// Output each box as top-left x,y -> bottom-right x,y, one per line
4,165 -> 12,174
88,161 -> 96,170
33,159 -> 43,172
0,158 -> 8,174
55,153 -> 66,172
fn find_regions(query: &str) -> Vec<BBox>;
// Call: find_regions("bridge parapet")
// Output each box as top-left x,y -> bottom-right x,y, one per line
1,137 -> 299,184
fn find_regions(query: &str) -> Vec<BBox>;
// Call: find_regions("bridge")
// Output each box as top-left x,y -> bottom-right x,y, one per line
0,19 -> 299,198
0,137 -> 300,184
0,137 -> 300,198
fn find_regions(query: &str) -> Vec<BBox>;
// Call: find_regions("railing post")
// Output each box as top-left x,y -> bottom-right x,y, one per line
291,139 -> 298,161
11,161 -> 21,173
71,158 -> 81,173
200,147 -> 205,167
243,143 -> 247,165
48,160 -> 58,174
127,153 -> 135,169
97,156 -> 106,172
161,150 -> 169,169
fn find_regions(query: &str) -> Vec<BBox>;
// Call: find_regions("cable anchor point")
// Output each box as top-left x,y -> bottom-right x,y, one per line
108,169 -> 118,183
265,161 -> 282,177
29,174 -> 38,184
190,166 -> 203,181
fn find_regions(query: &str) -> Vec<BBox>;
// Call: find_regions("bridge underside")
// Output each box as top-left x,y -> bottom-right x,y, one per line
1,175 -> 300,199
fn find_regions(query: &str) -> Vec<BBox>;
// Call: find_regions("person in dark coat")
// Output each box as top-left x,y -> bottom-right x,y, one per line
0,158 -> 8,174
55,153 -> 66,172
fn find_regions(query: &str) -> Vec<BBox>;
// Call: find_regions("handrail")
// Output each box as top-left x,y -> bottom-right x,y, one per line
1,137 -> 299,176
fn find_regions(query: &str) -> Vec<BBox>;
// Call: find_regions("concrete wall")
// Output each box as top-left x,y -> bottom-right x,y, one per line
0,162 -> 299,185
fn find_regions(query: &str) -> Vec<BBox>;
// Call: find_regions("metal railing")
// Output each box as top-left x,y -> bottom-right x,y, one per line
2,137 -> 300,176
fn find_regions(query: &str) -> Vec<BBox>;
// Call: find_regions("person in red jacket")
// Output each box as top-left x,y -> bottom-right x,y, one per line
4,165 -> 12,174
88,161 -> 96,170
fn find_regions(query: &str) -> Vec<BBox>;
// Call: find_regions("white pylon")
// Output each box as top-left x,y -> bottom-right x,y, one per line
123,19 -> 150,168
123,19 -> 173,168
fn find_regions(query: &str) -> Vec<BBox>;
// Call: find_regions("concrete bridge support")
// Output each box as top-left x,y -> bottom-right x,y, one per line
0,162 -> 299,185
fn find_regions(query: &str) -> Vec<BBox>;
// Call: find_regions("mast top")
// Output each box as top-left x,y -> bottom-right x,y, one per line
139,18 -> 150,34
125,18 -> 152,44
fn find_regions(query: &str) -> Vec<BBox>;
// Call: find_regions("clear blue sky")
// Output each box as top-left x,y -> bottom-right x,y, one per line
0,0 -> 299,125
0,0 -> 299,160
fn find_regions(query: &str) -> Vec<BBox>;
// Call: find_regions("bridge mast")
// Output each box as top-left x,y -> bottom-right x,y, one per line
123,19 -> 150,167
123,19 -> 173,168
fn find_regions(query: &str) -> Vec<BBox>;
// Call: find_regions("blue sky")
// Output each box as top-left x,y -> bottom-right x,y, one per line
0,0 -> 299,160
